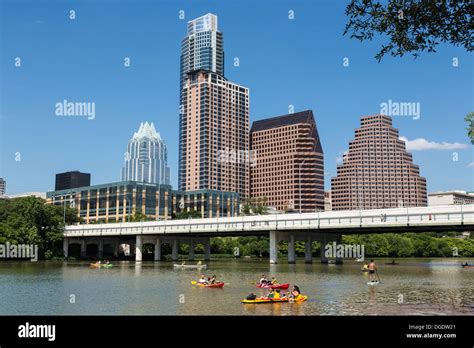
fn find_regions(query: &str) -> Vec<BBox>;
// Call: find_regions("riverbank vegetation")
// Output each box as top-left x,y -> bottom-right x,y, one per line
0,197 -> 78,259
207,233 -> 473,258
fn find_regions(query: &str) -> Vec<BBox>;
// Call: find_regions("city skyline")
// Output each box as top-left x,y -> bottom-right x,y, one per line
1,1 -> 472,195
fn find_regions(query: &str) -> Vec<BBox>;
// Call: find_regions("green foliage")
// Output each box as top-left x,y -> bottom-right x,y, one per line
173,210 -> 202,220
241,197 -> 269,216
0,197 -> 80,259
465,112 -> 474,144
344,0 -> 473,61
343,232 -> 473,257
125,212 -> 149,222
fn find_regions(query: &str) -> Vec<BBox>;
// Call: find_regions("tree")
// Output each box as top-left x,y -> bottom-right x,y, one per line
174,210 -> 202,220
241,197 -> 269,216
125,212 -> 149,222
0,197 -> 79,259
344,0 -> 473,61
465,112 -> 474,144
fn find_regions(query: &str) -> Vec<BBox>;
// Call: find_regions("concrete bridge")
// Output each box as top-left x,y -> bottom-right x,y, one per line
63,205 -> 474,263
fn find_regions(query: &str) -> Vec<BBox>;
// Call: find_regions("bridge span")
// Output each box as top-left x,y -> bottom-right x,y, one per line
63,205 -> 474,264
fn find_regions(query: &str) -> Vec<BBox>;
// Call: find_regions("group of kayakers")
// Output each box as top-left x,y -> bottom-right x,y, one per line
258,274 -> 279,286
93,260 -> 111,266
198,274 -> 218,285
265,285 -> 304,300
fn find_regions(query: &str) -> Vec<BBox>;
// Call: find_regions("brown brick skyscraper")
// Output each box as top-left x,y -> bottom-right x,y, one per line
331,115 -> 427,210
250,110 -> 324,212
179,70 -> 250,198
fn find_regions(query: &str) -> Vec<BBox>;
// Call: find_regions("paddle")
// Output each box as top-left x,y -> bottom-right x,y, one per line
375,269 -> 381,283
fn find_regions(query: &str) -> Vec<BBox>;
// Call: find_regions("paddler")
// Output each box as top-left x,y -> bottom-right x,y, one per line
270,276 -> 279,285
198,275 -> 208,284
273,289 -> 281,299
368,259 -> 377,281
259,274 -> 269,285
209,275 -> 217,284
266,288 -> 275,299
289,285 -> 303,301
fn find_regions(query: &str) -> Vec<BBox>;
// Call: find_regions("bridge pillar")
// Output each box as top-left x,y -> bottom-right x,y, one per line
288,234 -> 296,264
154,238 -> 162,261
188,239 -> 195,261
80,239 -> 86,258
63,238 -> 69,258
135,235 -> 142,262
335,234 -> 343,265
98,239 -> 104,259
304,234 -> 312,264
172,239 -> 179,261
114,240 -> 119,258
204,239 -> 211,261
320,234 -> 328,264
269,231 -> 278,264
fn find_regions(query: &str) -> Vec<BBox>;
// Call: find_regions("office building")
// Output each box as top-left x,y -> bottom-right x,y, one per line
428,191 -> 474,206
121,122 -> 170,185
0,178 -> 5,196
331,115 -> 427,210
55,171 -> 91,191
47,181 -> 239,223
250,110 -> 324,212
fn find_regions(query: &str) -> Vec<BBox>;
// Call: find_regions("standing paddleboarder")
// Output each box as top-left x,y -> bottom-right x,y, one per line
368,259 -> 377,282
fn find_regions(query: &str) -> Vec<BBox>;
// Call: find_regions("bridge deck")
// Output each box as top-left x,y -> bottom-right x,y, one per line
64,205 -> 474,237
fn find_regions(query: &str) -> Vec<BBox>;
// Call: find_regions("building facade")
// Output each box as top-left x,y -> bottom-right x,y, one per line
179,70 -> 250,198
47,181 -> 239,223
0,178 -> 5,196
180,13 -> 224,88
55,171 -> 91,191
331,115 -> 427,210
324,191 -> 332,211
250,110 -> 324,212
428,191 -> 474,206
121,122 -> 170,185
178,14 -> 249,199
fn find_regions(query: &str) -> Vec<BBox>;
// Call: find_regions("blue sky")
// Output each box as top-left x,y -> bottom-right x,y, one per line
1,0 -> 473,194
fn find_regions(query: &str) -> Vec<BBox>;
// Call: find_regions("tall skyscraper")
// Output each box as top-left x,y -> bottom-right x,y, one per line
178,14 -> 249,198
0,177 -> 5,196
180,13 -> 224,88
250,110 -> 324,212
179,71 -> 249,197
122,122 -> 170,185
331,115 -> 427,210
55,171 -> 90,191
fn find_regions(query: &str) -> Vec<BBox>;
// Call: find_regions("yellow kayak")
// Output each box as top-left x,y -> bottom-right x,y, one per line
241,295 -> 308,304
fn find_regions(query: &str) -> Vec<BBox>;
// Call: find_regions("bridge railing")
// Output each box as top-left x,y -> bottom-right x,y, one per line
64,205 -> 474,237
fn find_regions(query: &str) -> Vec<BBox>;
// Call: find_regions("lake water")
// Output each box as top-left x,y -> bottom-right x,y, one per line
0,258 -> 473,315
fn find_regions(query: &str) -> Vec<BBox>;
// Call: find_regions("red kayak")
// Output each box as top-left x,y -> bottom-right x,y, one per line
256,283 -> 290,290
195,281 -> 225,288
462,265 -> 474,268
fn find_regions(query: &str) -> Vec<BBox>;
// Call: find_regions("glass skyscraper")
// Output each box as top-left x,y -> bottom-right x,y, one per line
122,122 -> 170,185
179,13 -> 224,88
178,14 -> 250,198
